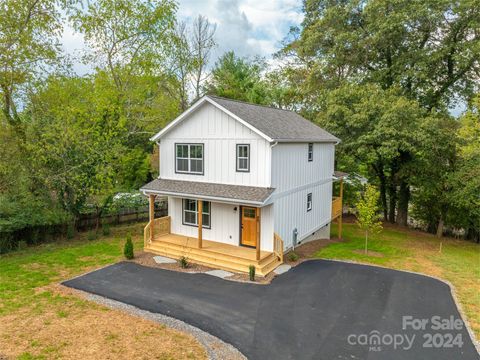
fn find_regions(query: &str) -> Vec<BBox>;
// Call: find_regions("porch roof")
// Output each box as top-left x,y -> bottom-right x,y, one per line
140,178 -> 275,206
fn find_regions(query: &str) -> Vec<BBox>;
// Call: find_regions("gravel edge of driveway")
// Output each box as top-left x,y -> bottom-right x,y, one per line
71,288 -> 247,360
320,258 -> 480,354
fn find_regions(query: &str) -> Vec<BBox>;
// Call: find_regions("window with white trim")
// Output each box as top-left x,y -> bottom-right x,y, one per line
307,193 -> 312,212
183,199 -> 211,228
308,143 -> 313,162
176,144 -> 204,174
236,144 -> 250,172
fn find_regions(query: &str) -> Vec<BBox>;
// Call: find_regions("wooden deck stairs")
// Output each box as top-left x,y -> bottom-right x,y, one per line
144,217 -> 284,276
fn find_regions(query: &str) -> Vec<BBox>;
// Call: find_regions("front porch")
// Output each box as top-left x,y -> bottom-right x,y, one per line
143,209 -> 284,276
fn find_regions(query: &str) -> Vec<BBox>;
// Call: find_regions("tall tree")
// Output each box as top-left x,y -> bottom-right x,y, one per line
190,15 -> 216,101
72,0 -> 177,90
319,84 -> 427,223
206,51 -> 269,104
283,0 -> 480,225
168,15 -> 216,110
0,0 -> 62,128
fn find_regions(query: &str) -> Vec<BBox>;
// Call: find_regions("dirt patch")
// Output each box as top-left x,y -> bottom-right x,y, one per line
284,237 -> 344,266
0,284 -> 206,360
352,249 -> 384,257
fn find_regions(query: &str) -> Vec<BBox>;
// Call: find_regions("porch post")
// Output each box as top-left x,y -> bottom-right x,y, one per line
256,207 -> 261,261
149,194 -> 155,241
338,178 -> 344,240
197,200 -> 203,249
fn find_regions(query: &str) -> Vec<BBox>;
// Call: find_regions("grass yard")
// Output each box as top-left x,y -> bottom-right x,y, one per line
316,221 -> 480,341
0,223 -> 206,360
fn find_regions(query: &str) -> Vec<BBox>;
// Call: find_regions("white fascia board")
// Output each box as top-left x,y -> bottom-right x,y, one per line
140,189 -> 266,207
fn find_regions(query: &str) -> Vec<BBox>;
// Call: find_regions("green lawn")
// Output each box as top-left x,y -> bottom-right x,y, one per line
0,223 -> 206,360
316,222 -> 480,340
0,224 -> 144,315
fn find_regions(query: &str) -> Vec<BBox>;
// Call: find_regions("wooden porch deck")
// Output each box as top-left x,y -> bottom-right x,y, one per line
144,217 -> 283,276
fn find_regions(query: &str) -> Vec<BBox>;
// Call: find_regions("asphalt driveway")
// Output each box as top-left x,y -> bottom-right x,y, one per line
63,260 -> 479,360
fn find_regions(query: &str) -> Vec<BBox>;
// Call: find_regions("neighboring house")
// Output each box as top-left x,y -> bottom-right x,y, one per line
140,96 -> 343,275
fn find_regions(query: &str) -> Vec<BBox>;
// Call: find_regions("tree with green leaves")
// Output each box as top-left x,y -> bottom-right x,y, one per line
282,0 -> 480,225
356,184 -> 383,254
206,51 -> 269,104
318,83 -> 428,224
0,0 -> 62,130
72,0 -> 177,90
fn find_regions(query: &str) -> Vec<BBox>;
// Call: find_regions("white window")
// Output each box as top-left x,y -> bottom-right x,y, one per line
307,193 -> 312,212
236,144 -> 250,172
183,199 -> 211,228
176,144 -> 203,174
308,143 -> 313,162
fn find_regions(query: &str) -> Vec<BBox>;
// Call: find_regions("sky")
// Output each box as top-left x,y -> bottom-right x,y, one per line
60,0 -> 465,116
61,0 -> 304,75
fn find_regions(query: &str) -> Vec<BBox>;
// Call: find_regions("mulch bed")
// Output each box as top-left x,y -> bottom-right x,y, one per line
131,251 -> 216,273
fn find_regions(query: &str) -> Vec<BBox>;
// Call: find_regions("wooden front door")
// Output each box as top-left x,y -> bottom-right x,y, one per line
241,206 -> 257,247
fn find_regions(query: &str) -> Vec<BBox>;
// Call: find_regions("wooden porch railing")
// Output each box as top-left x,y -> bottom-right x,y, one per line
144,216 -> 171,248
332,196 -> 342,220
273,232 -> 284,263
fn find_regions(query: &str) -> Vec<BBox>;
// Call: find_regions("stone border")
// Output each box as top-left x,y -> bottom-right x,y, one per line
66,287 -> 246,360
316,258 -> 480,355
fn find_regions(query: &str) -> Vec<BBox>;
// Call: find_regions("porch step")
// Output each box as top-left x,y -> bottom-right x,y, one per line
145,242 -> 281,276
148,239 -> 273,267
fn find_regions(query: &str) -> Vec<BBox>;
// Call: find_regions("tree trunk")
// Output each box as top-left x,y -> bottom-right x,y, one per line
365,231 -> 368,254
436,217 -> 444,238
378,171 -> 388,221
387,183 -> 396,223
396,181 -> 410,226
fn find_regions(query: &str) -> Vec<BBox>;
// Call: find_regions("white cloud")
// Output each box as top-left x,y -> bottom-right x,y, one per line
60,1 -> 303,74
177,0 -> 302,61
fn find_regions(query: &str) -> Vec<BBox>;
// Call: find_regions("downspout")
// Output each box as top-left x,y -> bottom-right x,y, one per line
269,141 -> 278,187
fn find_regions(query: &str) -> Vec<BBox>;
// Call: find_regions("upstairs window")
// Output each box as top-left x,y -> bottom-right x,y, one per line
183,199 -> 211,228
176,144 -> 203,174
308,143 -> 313,162
307,193 -> 312,212
236,144 -> 250,172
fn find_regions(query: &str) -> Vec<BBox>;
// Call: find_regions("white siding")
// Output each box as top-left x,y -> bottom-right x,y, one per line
270,143 -> 335,249
160,102 -> 271,187
168,196 -> 274,251
271,142 -> 334,192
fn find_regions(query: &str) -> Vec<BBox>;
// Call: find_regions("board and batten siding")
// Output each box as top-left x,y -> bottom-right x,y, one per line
159,102 -> 272,187
270,143 -> 335,249
168,196 -> 274,252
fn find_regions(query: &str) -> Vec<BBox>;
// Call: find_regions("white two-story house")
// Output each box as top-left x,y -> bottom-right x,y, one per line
140,96 -> 343,275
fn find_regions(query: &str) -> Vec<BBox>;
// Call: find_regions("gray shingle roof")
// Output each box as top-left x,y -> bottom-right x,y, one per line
208,95 -> 339,143
141,178 -> 275,204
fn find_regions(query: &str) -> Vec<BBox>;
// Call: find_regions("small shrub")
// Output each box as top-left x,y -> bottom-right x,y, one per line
66,224 -> 75,239
124,234 -> 134,259
102,224 -> 111,236
87,231 -> 97,241
17,240 -> 28,251
287,252 -> 299,262
179,256 -> 189,268
249,265 -> 256,281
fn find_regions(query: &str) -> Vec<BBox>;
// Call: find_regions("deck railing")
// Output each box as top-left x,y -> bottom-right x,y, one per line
332,196 -> 342,220
273,232 -> 284,263
144,216 -> 171,248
